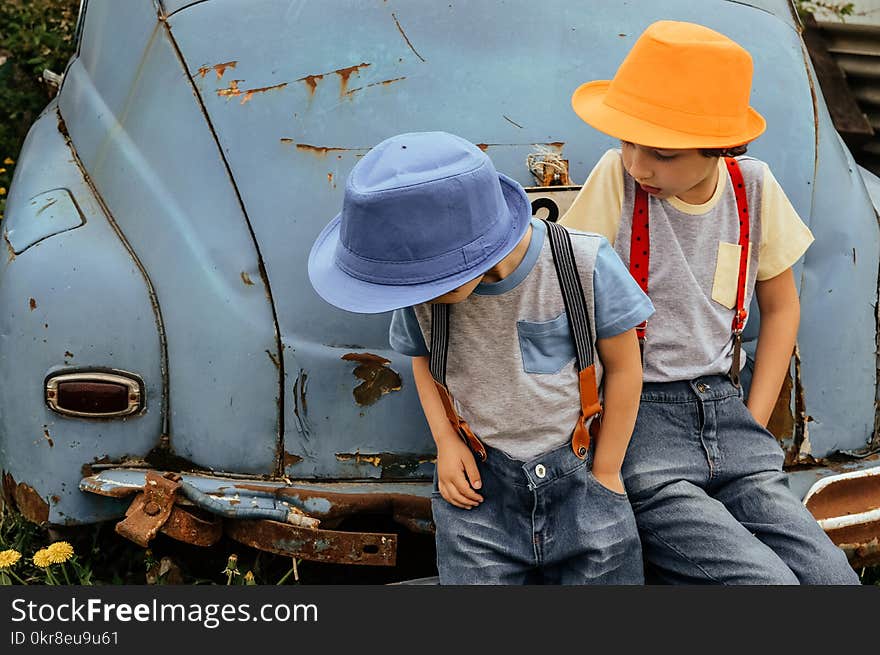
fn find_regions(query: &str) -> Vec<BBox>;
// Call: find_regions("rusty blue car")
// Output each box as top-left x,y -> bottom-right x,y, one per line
1,0 -> 878,573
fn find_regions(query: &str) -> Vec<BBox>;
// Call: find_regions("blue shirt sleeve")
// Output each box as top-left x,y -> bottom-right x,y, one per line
593,238 -> 655,339
389,306 -> 430,356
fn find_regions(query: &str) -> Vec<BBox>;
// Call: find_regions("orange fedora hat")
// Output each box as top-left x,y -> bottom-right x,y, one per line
572,20 -> 766,149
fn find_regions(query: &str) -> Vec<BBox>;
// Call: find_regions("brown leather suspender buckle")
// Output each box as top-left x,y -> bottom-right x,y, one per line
432,377 -> 487,461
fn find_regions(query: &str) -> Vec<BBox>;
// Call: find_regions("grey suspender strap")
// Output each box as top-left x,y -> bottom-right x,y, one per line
429,302 -> 486,460
429,303 -> 450,385
543,220 -> 596,372
544,220 -> 603,459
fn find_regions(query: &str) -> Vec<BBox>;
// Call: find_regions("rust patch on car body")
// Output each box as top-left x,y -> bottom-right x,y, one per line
296,63 -> 370,97
477,141 -> 564,153
6,238 -> 17,263
790,345 -> 815,464
240,82 -> 288,104
344,76 -> 406,98
293,143 -> 368,157
216,79 -> 244,98
297,73 -> 324,95
266,349 -> 280,370
233,482 -> 431,525
29,298 -> 37,311
240,271 -> 254,286
197,60 -> 237,79
335,63 -> 370,96
769,367 -> 796,462
336,452 -> 436,476
2,472 -> 18,510
14,481 -> 50,524
216,80 -> 288,104
341,353 -> 402,406
283,452 -> 303,467
42,428 -> 54,448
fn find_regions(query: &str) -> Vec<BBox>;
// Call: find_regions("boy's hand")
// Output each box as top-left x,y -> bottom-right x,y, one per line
437,438 -> 484,509
591,469 -> 626,495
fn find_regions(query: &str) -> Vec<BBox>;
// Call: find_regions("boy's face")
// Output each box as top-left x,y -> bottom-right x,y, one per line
620,141 -> 719,204
428,275 -> 484,304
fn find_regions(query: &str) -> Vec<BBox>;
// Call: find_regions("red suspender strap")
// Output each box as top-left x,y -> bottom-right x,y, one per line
726,156 -> 750,387
630,187 -> 649,342
726,157 -> 750,333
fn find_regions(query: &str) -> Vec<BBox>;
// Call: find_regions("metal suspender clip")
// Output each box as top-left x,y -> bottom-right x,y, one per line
729,331 -> 743,388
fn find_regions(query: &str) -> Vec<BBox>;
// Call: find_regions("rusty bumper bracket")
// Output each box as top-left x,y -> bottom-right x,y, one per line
161,505 -> 223,547
225,519 -> 397,567
803,465 -> 880,568
115,471 -> 182,547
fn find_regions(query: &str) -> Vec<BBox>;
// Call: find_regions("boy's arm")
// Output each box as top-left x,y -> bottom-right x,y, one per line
411,356 -> 484,509
748,267 -> 800,426
559,149 -> 624,241
592,328 -> 643,493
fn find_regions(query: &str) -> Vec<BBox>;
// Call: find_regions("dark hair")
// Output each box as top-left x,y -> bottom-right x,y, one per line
700,144 -> 748,158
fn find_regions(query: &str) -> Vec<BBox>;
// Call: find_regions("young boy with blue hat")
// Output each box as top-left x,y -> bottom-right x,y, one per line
309,131 -> 654,584
561,20 -> 859,584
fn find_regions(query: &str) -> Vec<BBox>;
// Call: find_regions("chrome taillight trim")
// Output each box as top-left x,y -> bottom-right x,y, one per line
45,371 -> 143,418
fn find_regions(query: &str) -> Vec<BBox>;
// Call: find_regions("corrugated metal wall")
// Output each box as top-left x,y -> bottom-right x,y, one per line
817,20 -> 880,175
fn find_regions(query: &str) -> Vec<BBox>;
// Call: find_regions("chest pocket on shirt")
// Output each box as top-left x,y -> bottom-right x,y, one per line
516,311 -> 576,374
711,242 -> 751,309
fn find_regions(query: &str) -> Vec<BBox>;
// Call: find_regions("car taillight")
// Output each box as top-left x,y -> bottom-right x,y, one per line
45,371 -> 143,418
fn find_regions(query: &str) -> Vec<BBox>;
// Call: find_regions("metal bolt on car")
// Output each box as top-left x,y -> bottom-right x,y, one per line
1,0 -> 879,572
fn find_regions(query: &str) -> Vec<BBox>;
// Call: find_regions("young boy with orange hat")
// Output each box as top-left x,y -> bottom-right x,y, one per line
309,131 -> 654,584
560,20 -> 859,584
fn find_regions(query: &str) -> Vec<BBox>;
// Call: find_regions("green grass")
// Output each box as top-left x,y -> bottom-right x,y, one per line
0,0 -> 79,220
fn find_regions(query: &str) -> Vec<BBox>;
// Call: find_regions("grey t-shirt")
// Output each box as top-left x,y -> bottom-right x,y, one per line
390,219 -> 654,461
616,157 -> 764,382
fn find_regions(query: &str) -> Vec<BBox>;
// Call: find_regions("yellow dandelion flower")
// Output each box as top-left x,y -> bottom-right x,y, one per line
0,549 -> 21,569
46,541 -> 74,564
0,167 -> 6,173
3,158 -> 13,165
0,188 -> 6,196
33,549 -> 52,568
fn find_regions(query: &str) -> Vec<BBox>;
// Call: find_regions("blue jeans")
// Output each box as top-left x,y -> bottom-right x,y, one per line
623,375 -> 860,585
431,440 -> 644,585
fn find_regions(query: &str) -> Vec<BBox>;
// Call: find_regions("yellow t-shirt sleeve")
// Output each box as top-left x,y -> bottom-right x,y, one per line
559,149 -> 624,244
757,163 -> 815,280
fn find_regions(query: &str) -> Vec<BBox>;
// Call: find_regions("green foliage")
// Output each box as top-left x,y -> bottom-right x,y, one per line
0,0 -> 80,221
795,1 -> 857,20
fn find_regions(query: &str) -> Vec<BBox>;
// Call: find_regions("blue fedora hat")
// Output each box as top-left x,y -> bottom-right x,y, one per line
308,131 -> 532,314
